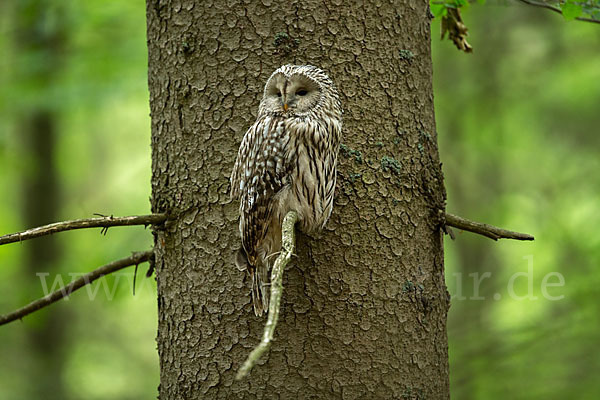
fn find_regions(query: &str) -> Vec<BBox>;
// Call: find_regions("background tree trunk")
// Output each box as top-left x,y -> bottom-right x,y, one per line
16,1 -> 67,398
146,0 -> 449,398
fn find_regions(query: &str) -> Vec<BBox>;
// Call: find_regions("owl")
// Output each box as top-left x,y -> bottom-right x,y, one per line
230,65 -> 343,316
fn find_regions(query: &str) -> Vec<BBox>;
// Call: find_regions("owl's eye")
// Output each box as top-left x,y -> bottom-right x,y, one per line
296,89 -> 308,96
276,91 -> 282,97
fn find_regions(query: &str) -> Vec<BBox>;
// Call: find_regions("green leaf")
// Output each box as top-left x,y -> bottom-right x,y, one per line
562,3 -> 583,20
477,0 -> 486,4
452,0 -> 470,8
430,4 -> 448,18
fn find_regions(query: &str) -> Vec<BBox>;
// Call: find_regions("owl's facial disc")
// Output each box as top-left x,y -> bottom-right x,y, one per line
264,72 -> 321,115
264,74 -> 288,113
283,74 -> 320,115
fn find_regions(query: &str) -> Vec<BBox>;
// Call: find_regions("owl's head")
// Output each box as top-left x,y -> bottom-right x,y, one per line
259,65 -> 338,117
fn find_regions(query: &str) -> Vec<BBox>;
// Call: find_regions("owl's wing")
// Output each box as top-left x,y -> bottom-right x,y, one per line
230,124 -> 255,200
232,116 -> 291,262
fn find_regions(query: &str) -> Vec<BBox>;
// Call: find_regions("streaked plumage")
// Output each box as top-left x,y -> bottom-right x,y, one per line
230,65 -> 342,316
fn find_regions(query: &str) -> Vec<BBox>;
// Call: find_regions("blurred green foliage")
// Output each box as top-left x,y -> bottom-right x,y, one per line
0,0 -> 157,399
431,0 -> 600,22
434,5 -> 600,399
0,1 -> 598,399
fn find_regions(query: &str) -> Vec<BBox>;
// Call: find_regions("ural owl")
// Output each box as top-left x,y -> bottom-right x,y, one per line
230,65 -> 342,316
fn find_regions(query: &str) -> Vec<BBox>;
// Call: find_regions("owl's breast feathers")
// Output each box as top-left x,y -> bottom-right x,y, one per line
231,112 -> 340,259
286,114 -> 341,232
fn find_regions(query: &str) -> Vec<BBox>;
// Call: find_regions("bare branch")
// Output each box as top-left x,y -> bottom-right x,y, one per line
0,214 -> 168,246
0,250 -> 153,326
444,212 -> 534,241
515,0 -> 600,25
236,210 -> 298,380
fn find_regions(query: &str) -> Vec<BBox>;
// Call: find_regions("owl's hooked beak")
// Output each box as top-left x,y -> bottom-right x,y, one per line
283,103 -> 289,112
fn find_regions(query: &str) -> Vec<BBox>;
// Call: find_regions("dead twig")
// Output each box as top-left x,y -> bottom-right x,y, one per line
236,211 -> 298,380
0,250 -> 154,326
0,214 -> 168,246
444,212 -> 534,241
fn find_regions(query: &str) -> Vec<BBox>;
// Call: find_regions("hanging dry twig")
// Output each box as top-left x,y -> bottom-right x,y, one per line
441,8 -> 473,53
236,211 -> 298,380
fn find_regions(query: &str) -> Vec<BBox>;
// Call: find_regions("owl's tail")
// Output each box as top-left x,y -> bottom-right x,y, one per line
235,248 -> 269,316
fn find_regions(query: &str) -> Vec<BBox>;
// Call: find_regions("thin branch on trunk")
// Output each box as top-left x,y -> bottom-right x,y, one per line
444,212 -> 534,241
0,250 -> 154,326
236,211 -> 298,380
515,0 -> 600,25
0,214 -> 168,246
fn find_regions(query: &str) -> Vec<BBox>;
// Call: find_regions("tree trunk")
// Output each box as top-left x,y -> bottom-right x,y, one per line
16,1 -> 67,398
147,0 -> 449,398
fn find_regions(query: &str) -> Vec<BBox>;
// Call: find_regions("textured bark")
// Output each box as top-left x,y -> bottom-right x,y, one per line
147,0 -> 449,398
